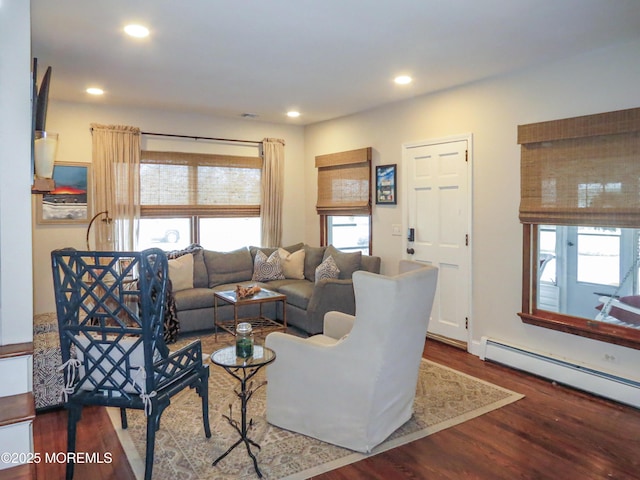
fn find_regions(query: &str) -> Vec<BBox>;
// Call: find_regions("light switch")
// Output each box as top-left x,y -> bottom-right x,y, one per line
392,224 -> 402,236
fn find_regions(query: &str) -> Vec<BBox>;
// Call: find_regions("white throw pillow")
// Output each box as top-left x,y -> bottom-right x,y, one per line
168,253 -> 194,292
75,335 -> 158,393
278,247 -> 305,279
315,255 -> 340,283
252,250 -> 285,282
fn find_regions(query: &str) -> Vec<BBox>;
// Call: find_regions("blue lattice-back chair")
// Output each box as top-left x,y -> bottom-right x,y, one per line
51,248 -> 211,480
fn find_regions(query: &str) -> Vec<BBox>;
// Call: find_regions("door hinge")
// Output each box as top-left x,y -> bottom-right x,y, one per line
465,234 -> 469,246
465,150 -> 468,162
465,317 -> 469,329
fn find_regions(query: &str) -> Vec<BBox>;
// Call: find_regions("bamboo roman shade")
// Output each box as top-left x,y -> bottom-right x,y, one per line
315,147 -> 372,215
140,150 -> 262,217
518,107 -> 640,228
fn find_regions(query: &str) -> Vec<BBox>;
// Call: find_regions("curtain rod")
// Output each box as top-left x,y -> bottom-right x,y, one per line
141,131 -> 262,145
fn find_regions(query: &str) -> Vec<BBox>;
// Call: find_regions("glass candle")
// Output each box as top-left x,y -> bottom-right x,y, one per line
235,322 -> 254,358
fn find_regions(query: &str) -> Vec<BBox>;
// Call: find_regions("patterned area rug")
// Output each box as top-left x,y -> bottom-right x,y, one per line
110,333 -> 523,480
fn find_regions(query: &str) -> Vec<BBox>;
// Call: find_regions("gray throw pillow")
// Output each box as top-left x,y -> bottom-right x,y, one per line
203,247 -> 253,288
304,245 -> 327,282
323,245 -> 362,279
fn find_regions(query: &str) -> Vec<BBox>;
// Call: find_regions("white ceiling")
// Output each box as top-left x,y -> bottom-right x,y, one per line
31,0 -> 640,125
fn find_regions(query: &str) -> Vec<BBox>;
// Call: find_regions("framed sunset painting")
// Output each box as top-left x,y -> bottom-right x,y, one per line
36,162 -> 91,224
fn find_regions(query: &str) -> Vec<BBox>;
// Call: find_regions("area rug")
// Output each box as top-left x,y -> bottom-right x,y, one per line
109,333 -> 524,480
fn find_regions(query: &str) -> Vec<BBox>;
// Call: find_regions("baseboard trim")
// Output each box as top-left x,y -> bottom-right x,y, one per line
426,333 -> 467,350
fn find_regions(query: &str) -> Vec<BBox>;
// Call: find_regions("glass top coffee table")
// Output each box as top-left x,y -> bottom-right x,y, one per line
214,288 -> 287,340
210,345 -> 276,478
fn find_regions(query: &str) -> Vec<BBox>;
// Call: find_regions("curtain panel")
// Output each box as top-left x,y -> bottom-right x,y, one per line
90,123 -> 141,250
261,138 -> 285,247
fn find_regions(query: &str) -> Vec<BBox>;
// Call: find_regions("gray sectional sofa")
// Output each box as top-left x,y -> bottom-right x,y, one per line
169,243 -> 381,336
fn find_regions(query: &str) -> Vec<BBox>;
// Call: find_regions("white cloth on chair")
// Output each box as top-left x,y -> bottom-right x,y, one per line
265,260 -> 438,453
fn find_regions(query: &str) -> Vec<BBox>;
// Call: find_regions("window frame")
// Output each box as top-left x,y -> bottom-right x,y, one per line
519,224 -> 640,351
320,214 -> 372,255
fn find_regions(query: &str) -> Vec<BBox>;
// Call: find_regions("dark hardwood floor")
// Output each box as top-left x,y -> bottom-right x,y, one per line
30,339 -> 640,480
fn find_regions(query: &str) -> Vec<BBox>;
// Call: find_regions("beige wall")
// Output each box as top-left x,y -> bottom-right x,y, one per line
304,39 -> 640,381
33,101 -> 305,314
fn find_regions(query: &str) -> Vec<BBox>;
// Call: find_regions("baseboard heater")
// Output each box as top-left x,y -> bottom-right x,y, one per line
480,337 -> 640,409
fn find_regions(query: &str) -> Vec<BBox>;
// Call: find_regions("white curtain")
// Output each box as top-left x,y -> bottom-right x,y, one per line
90,124 -> 141,250
261,138 -> 285,247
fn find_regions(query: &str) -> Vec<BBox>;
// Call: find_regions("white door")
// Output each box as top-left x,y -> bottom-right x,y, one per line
404,138 -> 471,344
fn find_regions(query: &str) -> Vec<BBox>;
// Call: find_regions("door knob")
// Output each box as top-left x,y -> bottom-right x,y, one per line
406,248 -> 415,255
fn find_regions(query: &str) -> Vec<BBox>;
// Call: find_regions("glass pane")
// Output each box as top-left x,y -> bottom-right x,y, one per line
577,227 -> 620,286
539,226 -> 556,284
199,217 -> 260,251
536,225 -> 640,330
140,164 -> 190,205
327,216 -> 370,254
197,166 -> 261,205
138,218 -> 191,251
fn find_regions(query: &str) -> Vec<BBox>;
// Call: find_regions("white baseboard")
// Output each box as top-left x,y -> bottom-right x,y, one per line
0,421 -> 33,469
480,337 -> 640,409
0,355 -> 32,397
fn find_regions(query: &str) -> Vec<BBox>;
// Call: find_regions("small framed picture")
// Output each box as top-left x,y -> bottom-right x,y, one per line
36,162 -> 91,224
375,164 -> 397,205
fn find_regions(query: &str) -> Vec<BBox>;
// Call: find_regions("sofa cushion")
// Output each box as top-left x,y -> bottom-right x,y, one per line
168,253 -> 194,292
192,249 -> 209,288
323,245 -> 362,279
278,247 -> 305,279
173,287 -> 215,311
277,280 -> 315,310
316,255 -> 340,283
252,250 -> 286,282
249,243 -> 304,262
304,245 -> 326,282
204,247 -> 253,288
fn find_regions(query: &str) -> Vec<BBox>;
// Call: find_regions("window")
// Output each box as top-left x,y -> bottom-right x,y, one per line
138,150 -> 262,251
316,148 -> 372,254
518,107 -> 640,350
326,216 -> 370,254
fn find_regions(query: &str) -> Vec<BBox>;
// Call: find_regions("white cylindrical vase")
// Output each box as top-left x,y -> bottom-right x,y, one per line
34,131 -> 58,178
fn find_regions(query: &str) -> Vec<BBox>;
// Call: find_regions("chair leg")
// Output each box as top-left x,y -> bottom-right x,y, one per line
200,371 -> 211,438
120,407 -> 128,429
65,404 -> 82,480
144,413 -> 158,480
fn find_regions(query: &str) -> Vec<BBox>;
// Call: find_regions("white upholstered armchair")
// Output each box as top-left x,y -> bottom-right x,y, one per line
265,260 -> 438,453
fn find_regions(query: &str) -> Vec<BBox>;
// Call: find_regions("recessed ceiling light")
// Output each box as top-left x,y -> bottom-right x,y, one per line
394,75 -> 412,85
124,24 -> 149,38
287,111 -> 301,118
86,87 -> 104,95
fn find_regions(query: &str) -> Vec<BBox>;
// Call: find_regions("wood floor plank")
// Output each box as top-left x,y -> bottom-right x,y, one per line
32,339 -> 640,479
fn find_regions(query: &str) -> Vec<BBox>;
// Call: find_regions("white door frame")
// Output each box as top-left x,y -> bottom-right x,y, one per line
402,133 -> 473,348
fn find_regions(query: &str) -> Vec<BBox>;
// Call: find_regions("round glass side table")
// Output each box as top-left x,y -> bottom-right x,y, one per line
210,345 -> 276,478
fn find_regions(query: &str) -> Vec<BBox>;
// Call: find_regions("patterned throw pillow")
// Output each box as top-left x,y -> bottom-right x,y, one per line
315,255 -> 340,283
252,250 -> 286,282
